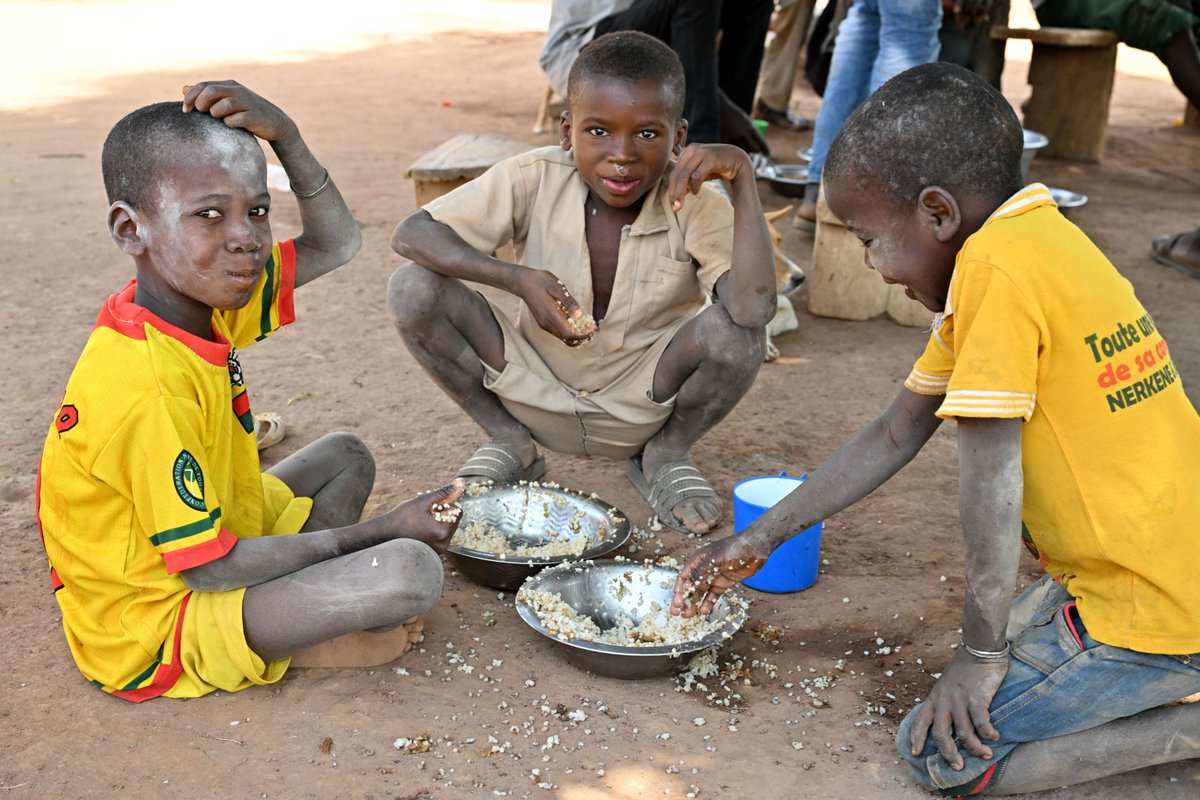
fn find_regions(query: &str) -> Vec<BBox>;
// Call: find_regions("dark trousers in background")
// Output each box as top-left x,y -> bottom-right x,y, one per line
594,0 -> 775,143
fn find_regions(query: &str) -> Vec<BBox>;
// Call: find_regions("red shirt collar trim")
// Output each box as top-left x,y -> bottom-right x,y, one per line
95,280 -> 231,368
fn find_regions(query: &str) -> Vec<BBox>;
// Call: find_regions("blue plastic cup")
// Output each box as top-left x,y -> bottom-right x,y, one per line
732,472 -> 823,592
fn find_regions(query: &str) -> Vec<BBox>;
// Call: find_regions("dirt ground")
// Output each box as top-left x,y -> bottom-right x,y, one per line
2,3 -> 1199,798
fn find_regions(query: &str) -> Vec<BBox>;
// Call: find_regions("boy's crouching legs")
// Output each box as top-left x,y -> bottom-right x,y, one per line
641,304 -> 765,533
387,263 -> 535,456
245,538 -> 444,668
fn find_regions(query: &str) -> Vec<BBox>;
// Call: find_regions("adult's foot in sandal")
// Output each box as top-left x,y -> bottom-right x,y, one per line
290,616 -> 425,669
635,443 -> 721,535
1151,227 -> 1200,278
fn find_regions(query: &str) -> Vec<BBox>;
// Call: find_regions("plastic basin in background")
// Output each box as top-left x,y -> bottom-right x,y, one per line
732,473 -> 823,593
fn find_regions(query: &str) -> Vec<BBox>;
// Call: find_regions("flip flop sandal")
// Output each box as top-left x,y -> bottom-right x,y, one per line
1150,232 -> 1200,279
793,213 -> 816,233
455,442 -> 546,484
626,454 -> 720,534
253,412 -> 286,450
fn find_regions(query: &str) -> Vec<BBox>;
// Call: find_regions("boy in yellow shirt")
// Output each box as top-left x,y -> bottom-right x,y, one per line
38,81 -> 463,701
389,31 -> 775,535
671,63 -> 1200,795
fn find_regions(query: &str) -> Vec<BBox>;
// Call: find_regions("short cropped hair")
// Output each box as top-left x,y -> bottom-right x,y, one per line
101,101 -> 255,209
567,30 -> 686,118
825,63 -> 1024,209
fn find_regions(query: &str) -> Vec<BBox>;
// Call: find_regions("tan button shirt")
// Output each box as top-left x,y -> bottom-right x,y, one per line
424,146 -> 733,393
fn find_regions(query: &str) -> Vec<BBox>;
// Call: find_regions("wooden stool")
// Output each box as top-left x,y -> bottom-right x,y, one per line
992,26 -> 1119,161
807,191 -> 932,328
533,84 -> 567,134
406,133 -> 532,207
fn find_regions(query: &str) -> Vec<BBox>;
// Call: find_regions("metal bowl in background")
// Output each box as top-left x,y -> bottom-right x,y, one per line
797,146 -> 812,162
1047,186 -> 1088,217
446,483 -> 631,591
762,162 -> 809,198
1020,129 -> 1049,180
516,559 -> 747,679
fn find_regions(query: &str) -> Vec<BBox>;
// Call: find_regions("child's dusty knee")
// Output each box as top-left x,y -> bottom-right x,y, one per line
377,538 -> 444,607
700,305 -> 766,368
386,262 -> 440,322
322,431 -> 375,484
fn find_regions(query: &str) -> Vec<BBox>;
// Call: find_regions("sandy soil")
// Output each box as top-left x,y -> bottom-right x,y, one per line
2,2 -> 1198,798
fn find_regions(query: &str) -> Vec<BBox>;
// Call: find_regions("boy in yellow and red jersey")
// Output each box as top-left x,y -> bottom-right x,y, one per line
38,81 -> 463,702
671,63 -> 1200,795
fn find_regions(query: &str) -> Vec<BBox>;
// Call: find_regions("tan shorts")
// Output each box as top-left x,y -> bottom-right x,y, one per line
483,305 -> 677,459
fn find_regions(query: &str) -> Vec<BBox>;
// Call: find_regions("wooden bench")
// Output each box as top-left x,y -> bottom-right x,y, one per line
406,133 -> 532,207
808,190 -> 932,329
992,26 -> 1120,161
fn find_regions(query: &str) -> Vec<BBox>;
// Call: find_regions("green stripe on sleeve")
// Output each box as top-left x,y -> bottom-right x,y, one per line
149,507 -> 223,547
258,252 -> 277,341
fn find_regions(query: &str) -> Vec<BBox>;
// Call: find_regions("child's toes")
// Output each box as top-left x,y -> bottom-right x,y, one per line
674,502 -> 711,535
402,616 -> 425,648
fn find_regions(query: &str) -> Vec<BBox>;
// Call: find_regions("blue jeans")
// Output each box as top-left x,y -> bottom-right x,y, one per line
897,576 -> 1200,794
806,0 -> 942,184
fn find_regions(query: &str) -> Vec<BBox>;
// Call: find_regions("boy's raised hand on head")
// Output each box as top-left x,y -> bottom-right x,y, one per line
512,268 -> 597,346
668,144 -> 753,212
182,80 -> 298,144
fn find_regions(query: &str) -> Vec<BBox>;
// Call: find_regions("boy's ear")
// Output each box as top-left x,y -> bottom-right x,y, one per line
559,110 -> 572,152
916,186 -> 961,243
673,118 -> 688,157
108,202 -> 147,256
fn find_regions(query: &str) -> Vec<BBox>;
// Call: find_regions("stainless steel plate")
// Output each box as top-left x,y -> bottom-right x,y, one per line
516,560 -> 747,679
446,483 -> 630,591
761,162 -> 808,198
1047,186 -> 1087,210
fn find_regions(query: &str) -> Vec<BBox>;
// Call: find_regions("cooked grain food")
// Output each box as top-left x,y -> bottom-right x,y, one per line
451,519 -> 597,558
449,482 -> 621,559
516,583 -> 729,647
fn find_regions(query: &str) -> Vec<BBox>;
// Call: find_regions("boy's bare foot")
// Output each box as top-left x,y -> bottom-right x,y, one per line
633,443 -> 721,536
289,616 -> 425,669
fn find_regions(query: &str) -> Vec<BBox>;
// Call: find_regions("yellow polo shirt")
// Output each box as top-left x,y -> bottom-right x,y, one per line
37,241 -> 309,700
906,185 -> 1200,654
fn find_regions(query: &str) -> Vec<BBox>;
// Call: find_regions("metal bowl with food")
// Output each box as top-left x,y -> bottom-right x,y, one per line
446,482 -> 630,591
515,559 -> 747,679
761,162 -> 809,198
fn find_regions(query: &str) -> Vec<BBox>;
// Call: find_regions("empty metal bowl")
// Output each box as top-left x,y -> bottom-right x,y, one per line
515,559 -> 747,679
1020,129 -> 1049,179
446,483 -> 631,591
762,162 -> 809,198
1047,186 -> 1088,217
797,146 -> 812,162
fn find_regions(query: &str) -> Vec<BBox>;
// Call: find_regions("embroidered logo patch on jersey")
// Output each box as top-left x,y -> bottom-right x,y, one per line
172,450 -> 206,511
55,404 -> 79,435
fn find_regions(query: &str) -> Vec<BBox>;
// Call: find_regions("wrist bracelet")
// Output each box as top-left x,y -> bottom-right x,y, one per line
961,637 -> 1011,660
290,168 -> 330,199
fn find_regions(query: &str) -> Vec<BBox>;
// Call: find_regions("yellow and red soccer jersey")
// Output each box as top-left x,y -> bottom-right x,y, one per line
905,186 -> 1200,654
37,241 -> 301,700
